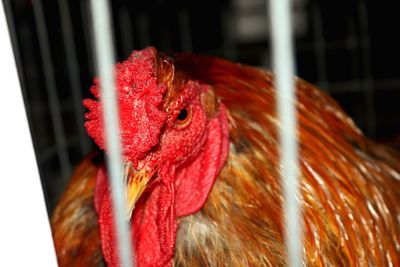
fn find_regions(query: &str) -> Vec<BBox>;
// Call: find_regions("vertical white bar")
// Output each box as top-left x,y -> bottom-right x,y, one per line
0,2 -> 58,266
89,1 -> 134,267
268,0 -> 302,267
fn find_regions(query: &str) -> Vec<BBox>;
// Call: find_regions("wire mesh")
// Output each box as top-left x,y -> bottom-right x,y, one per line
2,0 -> 399,265
5,1 -> 395,211
0,2 -> 58,264
32,0 -> 72,182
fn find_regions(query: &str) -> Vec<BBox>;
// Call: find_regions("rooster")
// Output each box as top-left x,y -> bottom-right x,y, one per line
51,47 -> 400,267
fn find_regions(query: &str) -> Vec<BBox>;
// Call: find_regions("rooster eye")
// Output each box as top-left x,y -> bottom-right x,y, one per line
176,106 -> 191,126
178,109 -> 188,120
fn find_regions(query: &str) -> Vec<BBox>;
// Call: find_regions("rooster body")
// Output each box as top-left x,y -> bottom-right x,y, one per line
51,48 -> 400,266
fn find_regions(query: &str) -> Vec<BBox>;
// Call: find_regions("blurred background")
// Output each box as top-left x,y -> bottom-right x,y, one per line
3,0 -> 399,212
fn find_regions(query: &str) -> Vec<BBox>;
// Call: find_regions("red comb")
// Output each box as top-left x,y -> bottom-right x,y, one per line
83,47 -> 167,164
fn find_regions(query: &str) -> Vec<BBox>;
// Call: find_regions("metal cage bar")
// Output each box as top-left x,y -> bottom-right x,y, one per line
32,0 -> 72,182
89,0 -> 134,266
268,0 -> 302,266
57,0 -> 91,155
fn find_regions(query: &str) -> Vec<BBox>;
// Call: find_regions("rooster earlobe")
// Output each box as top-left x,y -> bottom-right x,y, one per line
201,88 -> 219,118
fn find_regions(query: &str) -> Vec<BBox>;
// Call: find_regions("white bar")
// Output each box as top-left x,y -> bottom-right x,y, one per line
268,1 -> 302,267
89,1 -> 134,267
0,2 -> 58,266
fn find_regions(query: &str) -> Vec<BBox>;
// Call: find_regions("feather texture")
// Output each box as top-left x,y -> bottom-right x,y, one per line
51,52 -> 400,266
51,153 -> 104,267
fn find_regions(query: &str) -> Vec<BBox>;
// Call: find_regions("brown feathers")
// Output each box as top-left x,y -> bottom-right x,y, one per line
51,52 -> 400,266
51,153 -> 104,267
173,54 -> 400,266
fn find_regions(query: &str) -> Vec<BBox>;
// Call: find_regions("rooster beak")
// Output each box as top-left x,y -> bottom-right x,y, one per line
124,162 -> 158,220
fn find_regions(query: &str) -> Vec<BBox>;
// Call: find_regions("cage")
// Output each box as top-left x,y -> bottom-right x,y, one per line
1,0 -> 399,266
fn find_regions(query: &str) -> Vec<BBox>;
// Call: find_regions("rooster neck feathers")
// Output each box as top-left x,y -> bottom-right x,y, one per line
51,48 -> 400,267
173,54 -> 400,266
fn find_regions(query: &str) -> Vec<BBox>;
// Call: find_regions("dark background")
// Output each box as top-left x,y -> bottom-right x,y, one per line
3,0 -> 399,212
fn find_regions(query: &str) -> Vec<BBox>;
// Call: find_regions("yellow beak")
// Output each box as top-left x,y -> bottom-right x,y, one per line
124,162 -> 157,220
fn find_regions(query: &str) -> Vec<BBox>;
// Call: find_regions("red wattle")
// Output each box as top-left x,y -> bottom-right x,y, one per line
94,166 -> 107,213
98,178 -> 177,267
174,105 -> 230,216
96,105 -> 229,267
132,176 -> 177,267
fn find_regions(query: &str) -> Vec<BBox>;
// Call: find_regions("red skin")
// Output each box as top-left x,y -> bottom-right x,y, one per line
84,47 -> 229,267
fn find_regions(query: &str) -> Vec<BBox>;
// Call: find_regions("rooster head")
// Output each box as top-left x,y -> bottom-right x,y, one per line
83,47 -> 229,267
